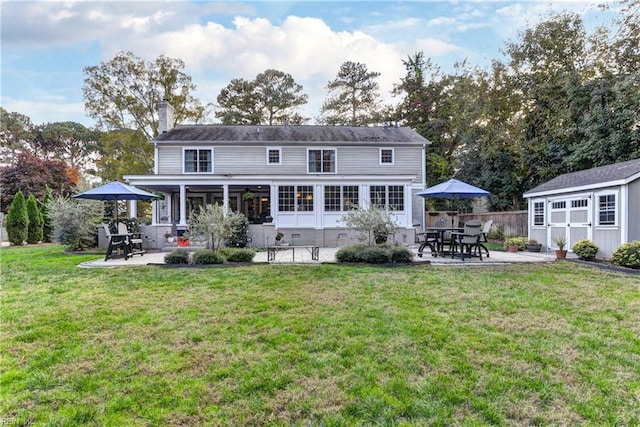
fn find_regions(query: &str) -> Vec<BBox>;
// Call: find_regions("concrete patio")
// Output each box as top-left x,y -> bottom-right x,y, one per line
78,245 -> 560,268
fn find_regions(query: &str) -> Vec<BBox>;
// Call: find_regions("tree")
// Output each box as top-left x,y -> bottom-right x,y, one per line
96,129 -> 153,181
340,205 -> 398,246
46,195 -> 103,251
6,190 -> 28,245
187,204 -> 228,251
215,69 -> 308,125
26,194 -> 44,244
0,107 -> 34,165
41,186 -> 54,242
83,51 -> 208,139
0,151 -> 77,212
33,122 -> 100,174
320,61 -> 382,126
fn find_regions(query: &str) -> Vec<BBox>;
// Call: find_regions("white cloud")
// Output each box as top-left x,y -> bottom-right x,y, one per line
1,97 -> 90,126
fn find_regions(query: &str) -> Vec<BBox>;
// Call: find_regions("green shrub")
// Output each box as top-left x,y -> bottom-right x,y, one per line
572,239 -> 599,261
362,246 -> 392,264
192,249 -> 225,265
336,245 -> 367,263
164,249 -> 190,264
6,191 -> 29,246
225,214 -> 249,248
219,248 -> 256,263
391,246 -> 414,263
505,236 -> 527,250
487,223 -> 505,241
26,195 -> 44,244
41,187 -> 54,242
610,241 -> 640,269
46,195 -> 102,251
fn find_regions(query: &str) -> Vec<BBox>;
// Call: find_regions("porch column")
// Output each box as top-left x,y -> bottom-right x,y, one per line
179,185 -> 187,226
151,199 -> 157,225
129,200 -> 137,219
166,194 -> 172,223
223,184 -> 229,215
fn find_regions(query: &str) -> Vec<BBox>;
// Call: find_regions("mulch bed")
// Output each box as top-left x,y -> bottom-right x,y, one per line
568,258 -> 640,276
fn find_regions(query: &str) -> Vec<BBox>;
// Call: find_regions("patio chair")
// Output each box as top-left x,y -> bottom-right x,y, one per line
476,219 -> 493,258
416,224 -> 438,257
117,222 -> 145,258
433,217 -> 454,254
451,219 -> 483,261
102,223 -> 128,261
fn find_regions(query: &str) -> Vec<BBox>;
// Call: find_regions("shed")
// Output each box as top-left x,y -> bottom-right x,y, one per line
523,158 -> 640,258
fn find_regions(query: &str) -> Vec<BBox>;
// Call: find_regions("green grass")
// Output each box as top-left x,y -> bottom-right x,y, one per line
2,245 -> 639,426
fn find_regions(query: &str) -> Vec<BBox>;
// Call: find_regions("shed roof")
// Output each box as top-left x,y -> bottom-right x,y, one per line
154,125 -> 429,145
524,158 -> 640,197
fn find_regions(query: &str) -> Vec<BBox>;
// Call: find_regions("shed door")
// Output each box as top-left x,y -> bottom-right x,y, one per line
547,197 -> 592,251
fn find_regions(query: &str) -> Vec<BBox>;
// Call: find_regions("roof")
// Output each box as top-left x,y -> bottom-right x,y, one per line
154,125 -> 430,145
524,158 -> 640,197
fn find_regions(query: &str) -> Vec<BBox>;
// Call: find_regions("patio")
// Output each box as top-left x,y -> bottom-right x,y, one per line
78,245 -> 559,267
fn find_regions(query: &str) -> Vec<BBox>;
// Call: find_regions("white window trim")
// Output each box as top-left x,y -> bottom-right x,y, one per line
595,190 -> 618,227
532,199 -> 545,227
266,147 -> 282,165
306,147 -> 337,174
379,148 -> 394,165
182,147 -> 213,174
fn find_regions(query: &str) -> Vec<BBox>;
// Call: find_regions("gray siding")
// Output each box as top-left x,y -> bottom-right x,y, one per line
629,179 -> 640,242
157,145 -> 423,178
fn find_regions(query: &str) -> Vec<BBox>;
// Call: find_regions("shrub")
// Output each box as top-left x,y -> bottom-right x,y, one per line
41,186 -> 54,242
6,191 -> 29,245
225,214 -> 249,248
164,249 -> 190,264
219,248 -> 256,263
26,195 -> 44,244
391,246 -> 414,263
487,223 -> 505,241
192,249 -> 225,265
340,205 -> 398,246
362,246 -> 392,264
610,241 -> 640,269
572,239 -> 599,261
336,245 -> 367,263
46,195 -> 102,251
505,236 -> 527,250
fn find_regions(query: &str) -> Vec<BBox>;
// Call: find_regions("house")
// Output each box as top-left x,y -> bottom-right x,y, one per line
124,101 -> 431,248
523,158 -> 640,258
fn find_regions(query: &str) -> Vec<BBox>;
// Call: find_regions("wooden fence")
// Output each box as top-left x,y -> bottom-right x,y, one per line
426,210 -> 528,237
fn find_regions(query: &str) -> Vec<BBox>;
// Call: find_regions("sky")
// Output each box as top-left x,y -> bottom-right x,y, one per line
1,0 -> 617,128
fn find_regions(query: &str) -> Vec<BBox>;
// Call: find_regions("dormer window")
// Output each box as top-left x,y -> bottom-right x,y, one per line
184,148 -> 212,173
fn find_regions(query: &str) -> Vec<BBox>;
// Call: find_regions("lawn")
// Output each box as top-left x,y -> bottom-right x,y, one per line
1,245 -> 639,426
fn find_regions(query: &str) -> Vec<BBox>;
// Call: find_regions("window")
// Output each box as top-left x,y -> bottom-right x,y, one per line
308,149 -> 336,173
324,186 -> 359,211
370,185 -> 404,211
571,199 -> 588,208
184,149 -> 212,173
278,185 -> 314,212
267,147 -> 281,165
598,194 -> 616,225
551,201 -> 566,209
533,201 -> 545,226
380,148 -> 394,165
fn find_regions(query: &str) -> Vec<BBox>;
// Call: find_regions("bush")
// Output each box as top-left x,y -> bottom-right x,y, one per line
505,236 -> 527,250
362,246 -> 392,264
572,239 -> 599,261
391,246 -> 414,263
26,195 -> 44,244
164,249 -> 190,264
219,248 -> 256,263
192,249 -> 225,265
225,214 -> 250,248
46,195 -> 102,251
6,191 -> 29,245
336,244 -> 367,263
41,187 -> 54,242
610,241 -> 640,269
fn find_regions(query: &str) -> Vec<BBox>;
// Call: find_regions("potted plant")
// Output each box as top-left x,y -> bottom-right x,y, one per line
274,229 -> 286,245
553,235 -> 567,259
505,236 -> 525,252
243,191 -> 255,201
177,234 -> 190,247
525,239 -> 542,252
164,231 -> 173,243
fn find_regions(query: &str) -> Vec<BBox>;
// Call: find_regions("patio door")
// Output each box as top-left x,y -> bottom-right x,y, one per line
547,196 -> 592,250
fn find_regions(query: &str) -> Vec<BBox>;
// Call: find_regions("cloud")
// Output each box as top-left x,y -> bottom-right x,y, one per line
0,97 -> 90,126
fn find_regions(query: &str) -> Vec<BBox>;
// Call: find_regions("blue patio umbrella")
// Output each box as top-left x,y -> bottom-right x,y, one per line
416,178 -> 491,226
73,181 -> 157,222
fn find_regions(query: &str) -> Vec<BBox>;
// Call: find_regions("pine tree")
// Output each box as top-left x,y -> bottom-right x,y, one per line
41,186 -> 54,242
26,194 -> 44,244
6,190 -> 29,245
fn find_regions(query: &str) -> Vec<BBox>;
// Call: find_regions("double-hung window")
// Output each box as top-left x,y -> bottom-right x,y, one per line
380,148 -> 394,165
184,148 -> 212,173
597,193 -> 616,225
278,185 -> 314,212
324,185 -> 359,211
267,147 -> 282,165
308,148 -> 336,173
533,201 -> 545,226
370,185 -> 404,211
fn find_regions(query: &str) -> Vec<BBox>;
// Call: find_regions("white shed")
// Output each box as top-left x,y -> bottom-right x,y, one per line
523,158 -> 640,258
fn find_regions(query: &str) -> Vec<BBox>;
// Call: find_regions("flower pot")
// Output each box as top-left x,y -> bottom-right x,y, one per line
508,244 -> 519,252
526,244 -> 542,252
555,249 -> 567,259
177,238 -> 189,247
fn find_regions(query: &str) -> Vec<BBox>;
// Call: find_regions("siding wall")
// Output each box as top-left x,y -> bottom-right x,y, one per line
157,144 -> 422,179
628,179 -> 640,242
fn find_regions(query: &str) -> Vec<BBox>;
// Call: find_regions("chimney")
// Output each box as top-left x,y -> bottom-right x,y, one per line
158,99 -> 175,134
